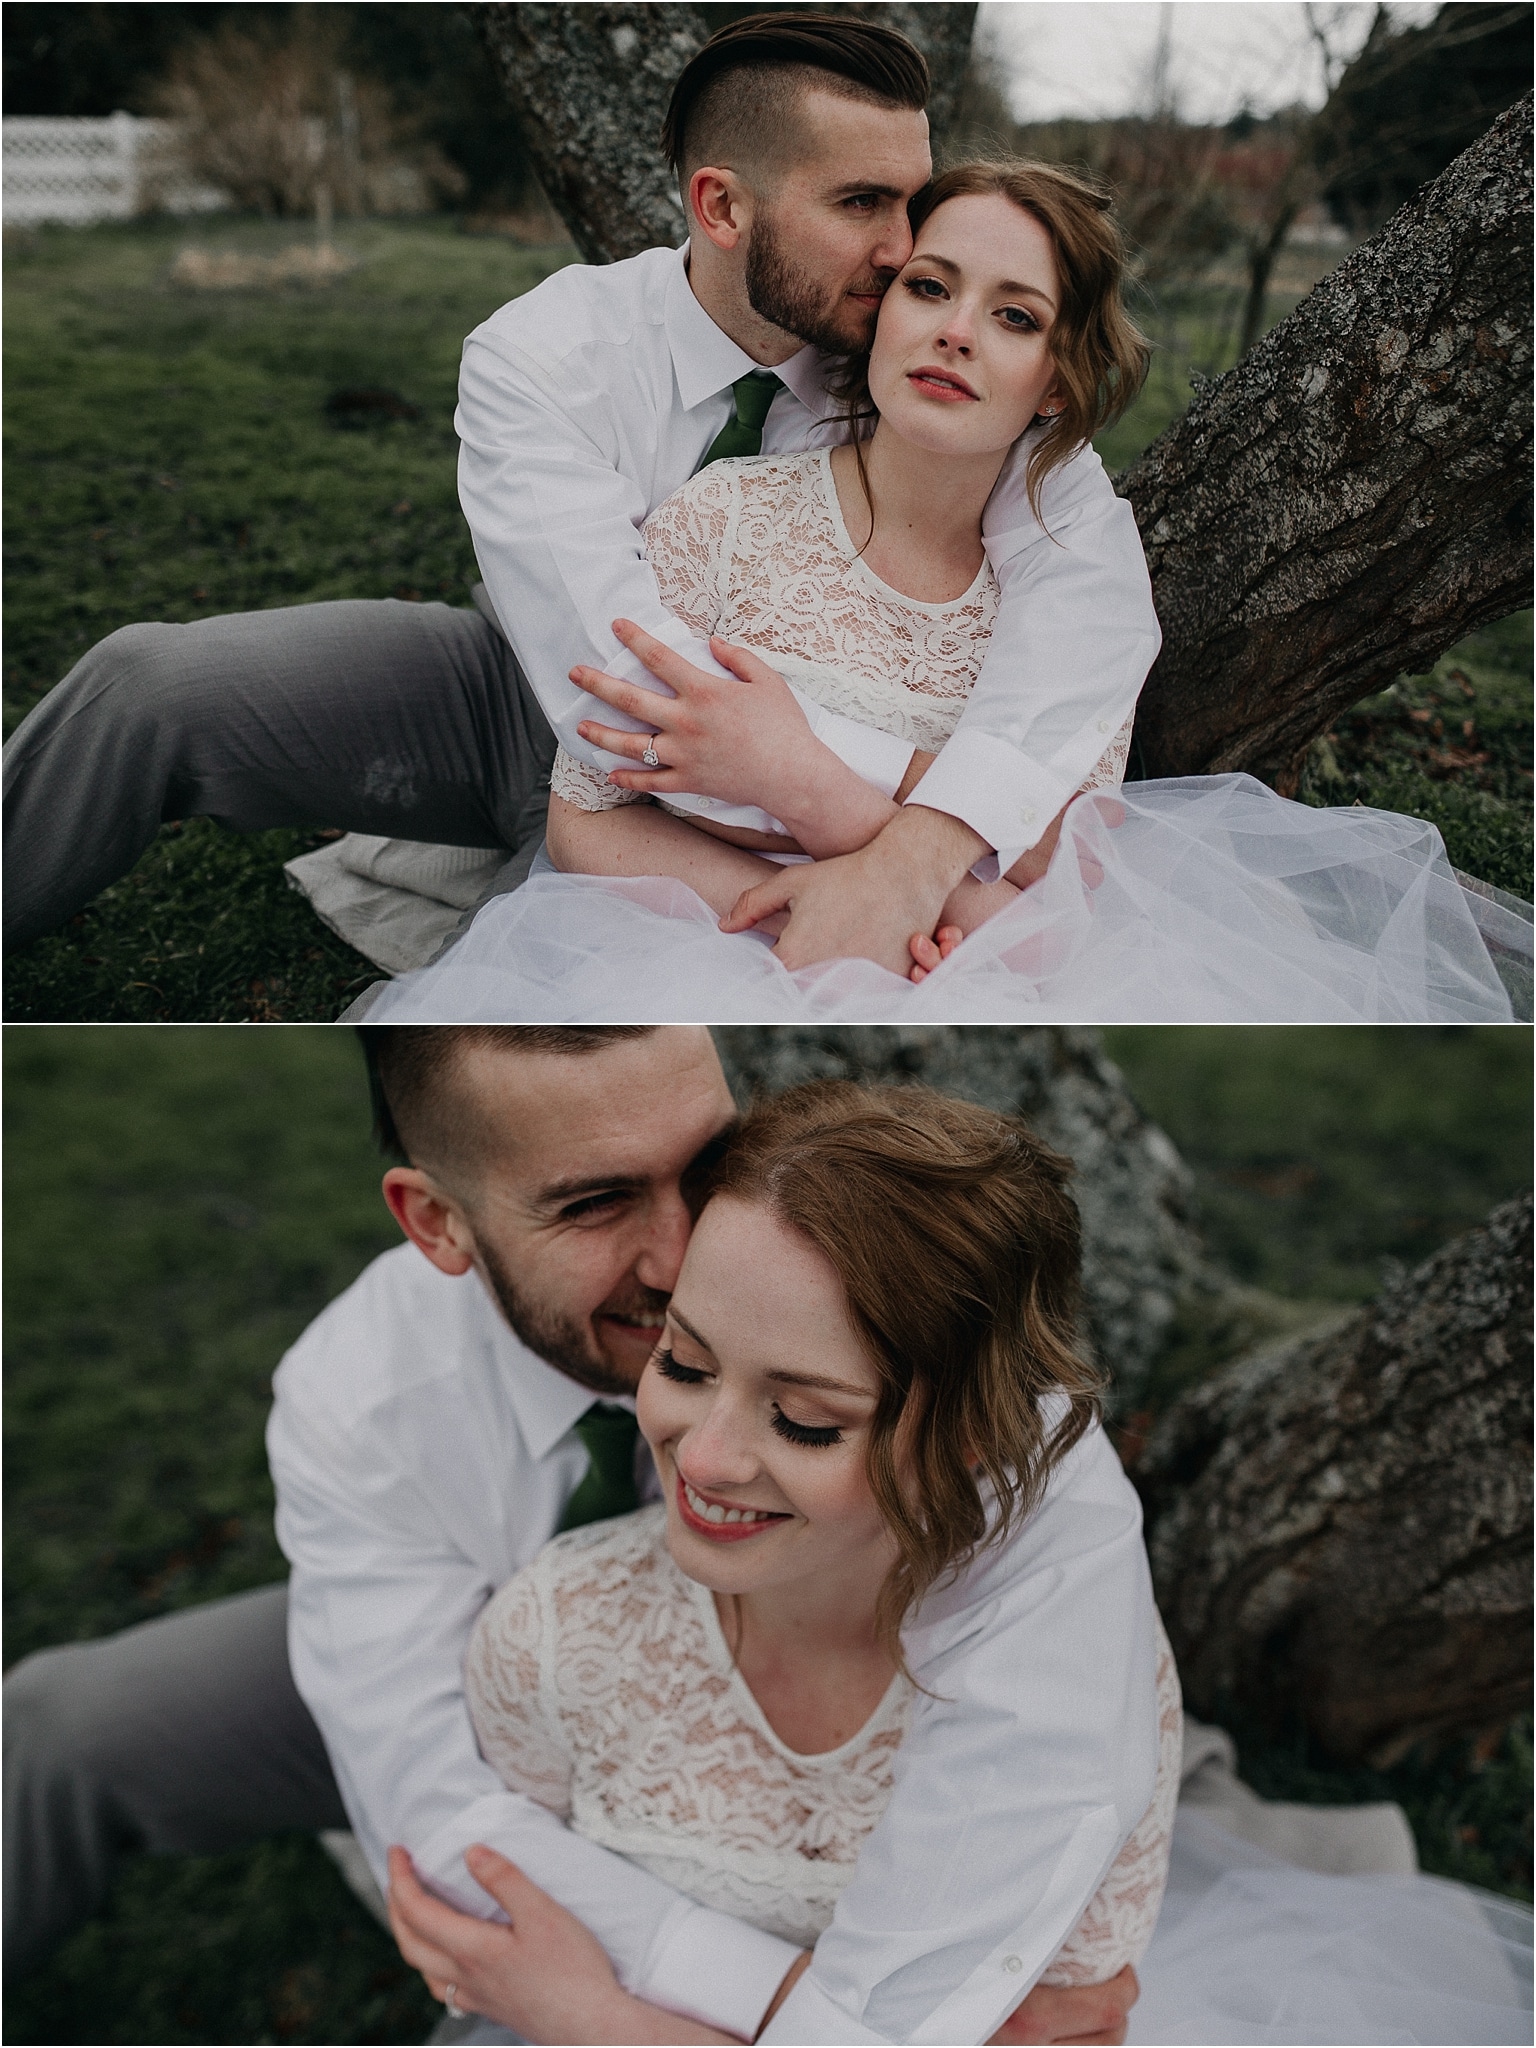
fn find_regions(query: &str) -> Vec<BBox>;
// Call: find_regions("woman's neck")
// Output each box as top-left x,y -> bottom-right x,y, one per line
830,421 -> 1012,604
715,1547 -> 898,1756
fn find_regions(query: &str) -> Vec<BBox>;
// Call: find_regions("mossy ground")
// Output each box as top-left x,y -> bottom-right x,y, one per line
3,217 -> 1528,1019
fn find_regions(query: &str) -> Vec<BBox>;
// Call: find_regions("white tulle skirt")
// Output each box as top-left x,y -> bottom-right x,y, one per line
1129,1810 -> 1533,2046
364,777 -> 1518,1024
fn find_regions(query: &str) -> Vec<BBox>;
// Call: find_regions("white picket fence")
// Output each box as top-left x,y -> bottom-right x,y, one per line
3,114 -> 225,226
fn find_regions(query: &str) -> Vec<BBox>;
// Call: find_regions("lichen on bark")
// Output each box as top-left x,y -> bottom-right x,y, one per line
1124,93 -> 1533,792
1138,1191 -> 1533,1764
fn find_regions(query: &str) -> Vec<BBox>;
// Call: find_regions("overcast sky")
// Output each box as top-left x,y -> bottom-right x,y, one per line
979,2 -> 1443,125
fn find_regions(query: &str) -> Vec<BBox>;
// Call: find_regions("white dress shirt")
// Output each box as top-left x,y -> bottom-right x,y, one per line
456,244 -> 1161,871
268,1241 -> 1159,2045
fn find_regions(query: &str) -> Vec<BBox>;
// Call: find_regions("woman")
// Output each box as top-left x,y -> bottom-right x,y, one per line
366,165 -> 1512,1023
390,1085 -> 1531,2046
424,1082 -> 1179,2043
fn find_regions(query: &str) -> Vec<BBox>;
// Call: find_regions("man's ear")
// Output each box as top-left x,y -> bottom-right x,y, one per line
689,166 -> 751,251
382,1167 -> 476,1278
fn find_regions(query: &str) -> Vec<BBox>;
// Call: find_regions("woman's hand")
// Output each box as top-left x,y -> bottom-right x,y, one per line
570,621 -> 845,837
908,875 -> 1022,981
987,1966 -> 1139,2045
387,1845 -> 736,2045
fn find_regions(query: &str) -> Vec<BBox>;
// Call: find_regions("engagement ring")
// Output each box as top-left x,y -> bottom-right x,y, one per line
641,740 -> 661,768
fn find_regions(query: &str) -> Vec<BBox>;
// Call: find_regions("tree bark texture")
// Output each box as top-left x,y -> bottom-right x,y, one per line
1137,1192 -> 1532,1766
475,4 -> 706,264
472,4 -> 977,267
714,1026 -> 1203,1406
1125,93 -> 1532,791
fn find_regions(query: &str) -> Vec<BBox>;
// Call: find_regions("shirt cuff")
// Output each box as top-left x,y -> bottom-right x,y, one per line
758,1973 -> 894,2046
637,1902 -> 802,2041
904,728 -> 1074,876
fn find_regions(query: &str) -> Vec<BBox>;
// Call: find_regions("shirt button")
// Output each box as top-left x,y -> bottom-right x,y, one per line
1002,1955 -> 1024,1974
1021,807 -> 1036,824
1097,719 -> 1111,733
697,798 -> 714,810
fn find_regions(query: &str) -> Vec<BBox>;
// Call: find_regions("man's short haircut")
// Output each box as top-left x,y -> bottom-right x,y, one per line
661,10 -> 928,184
357,1026 -> 655,1169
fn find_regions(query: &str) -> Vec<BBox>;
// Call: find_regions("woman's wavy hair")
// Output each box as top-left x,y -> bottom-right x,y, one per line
703,1080 -> 1103,1657
835,158 -> 1150,524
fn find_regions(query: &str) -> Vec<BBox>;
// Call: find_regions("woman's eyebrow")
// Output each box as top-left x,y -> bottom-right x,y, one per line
765,1368 -> 874,1399
912,251 -> 1057,312
666,1304 -> 716,1355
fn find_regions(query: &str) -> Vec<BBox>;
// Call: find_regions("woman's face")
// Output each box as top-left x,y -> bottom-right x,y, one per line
637,1195 -> 896,1604
868,190 -> 1064,459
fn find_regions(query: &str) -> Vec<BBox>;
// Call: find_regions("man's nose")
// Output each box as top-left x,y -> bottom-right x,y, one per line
871,211 -> 913,276
633,1184 -> 692,1292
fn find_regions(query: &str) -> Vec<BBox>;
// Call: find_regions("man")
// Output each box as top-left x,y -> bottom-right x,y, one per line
2,14 -> 1158,980
5,1026 -> 1151,2047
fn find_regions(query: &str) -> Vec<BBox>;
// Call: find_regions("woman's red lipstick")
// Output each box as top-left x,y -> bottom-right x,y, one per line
908,365 -> 979,400
675,1472 -> 789,1543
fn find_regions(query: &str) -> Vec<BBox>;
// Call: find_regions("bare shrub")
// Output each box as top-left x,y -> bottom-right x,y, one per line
142,16 -> 466,220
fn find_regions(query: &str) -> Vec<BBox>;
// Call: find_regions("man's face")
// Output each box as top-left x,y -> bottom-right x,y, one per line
454,1031 -> 737,1397
742,89 -> 931,354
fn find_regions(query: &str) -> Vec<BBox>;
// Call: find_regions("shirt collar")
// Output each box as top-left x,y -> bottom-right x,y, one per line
665,244 -> 760,412
664,246 -> 846,424
475,1273 -> 619,1461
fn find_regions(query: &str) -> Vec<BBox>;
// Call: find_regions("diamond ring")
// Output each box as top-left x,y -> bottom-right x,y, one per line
641,740 -> 661,768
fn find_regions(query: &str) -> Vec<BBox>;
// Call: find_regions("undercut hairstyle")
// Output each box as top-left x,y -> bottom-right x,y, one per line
661,11 -> 928,187
357,1026 -> 656,1171
835,158 -> 1151,522
702,1080 -> 1102,1657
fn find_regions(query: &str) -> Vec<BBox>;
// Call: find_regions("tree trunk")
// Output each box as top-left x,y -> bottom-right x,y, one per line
475,4 -> 707,265
1124,92 -> 1532,791
1137,1191 -> 1533,1766
713,1026 -> 1203,1406
472,3 -> 976,268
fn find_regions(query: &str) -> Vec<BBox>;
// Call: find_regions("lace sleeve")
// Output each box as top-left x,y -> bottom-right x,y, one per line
1076,712 -> 1135,795
1038,1617 -> 1182,1987
464,1563 -> 573,1819
551,745 -> 646,815
641,466 -> 735,641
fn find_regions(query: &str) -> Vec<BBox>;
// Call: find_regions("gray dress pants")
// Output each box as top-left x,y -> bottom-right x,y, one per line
2,595 -> 557,952
3,1583 -> 345,1974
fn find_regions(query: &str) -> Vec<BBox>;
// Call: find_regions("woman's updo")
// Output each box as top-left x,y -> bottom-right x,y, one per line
704,1080 -> 1103,1646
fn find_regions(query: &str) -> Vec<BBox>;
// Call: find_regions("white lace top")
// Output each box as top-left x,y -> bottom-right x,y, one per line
552,450 -> 1134,819
466,1506 -> 1182,1981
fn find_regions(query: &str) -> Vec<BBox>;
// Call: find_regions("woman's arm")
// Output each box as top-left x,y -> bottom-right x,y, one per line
546,794 -> 787,923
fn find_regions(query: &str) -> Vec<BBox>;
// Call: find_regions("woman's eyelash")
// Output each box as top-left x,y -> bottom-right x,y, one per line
771,1409 -> 843,1449
655,1347 -> 708,1385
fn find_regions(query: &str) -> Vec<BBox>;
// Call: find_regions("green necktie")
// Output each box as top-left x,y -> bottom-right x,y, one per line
697,371 -> 784,469
557,1403 -> 641,1531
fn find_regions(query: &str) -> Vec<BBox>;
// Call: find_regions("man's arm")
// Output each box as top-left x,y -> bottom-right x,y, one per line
906,441 -> 1161,879
759,1426 -> 1161,2047
456,335 -> 914,834
266,1387 -> 798,2040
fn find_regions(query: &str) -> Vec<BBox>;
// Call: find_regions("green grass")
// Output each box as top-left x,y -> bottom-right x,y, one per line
4,1026 -> 1530,2041
2,217 -> 1530,1020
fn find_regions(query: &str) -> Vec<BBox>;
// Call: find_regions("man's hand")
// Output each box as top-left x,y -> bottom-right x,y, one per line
570,620 -> 893,853
387,1845 -> 736,2045
988,1967 -> 1139,2047
723,804 -> 990,976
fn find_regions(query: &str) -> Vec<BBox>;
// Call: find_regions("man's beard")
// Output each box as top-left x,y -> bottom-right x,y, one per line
475,1232 -> 667,1399
744,209 -> 883,356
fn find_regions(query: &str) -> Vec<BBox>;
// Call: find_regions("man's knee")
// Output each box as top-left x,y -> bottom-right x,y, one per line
5,1640 -> 123,1791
